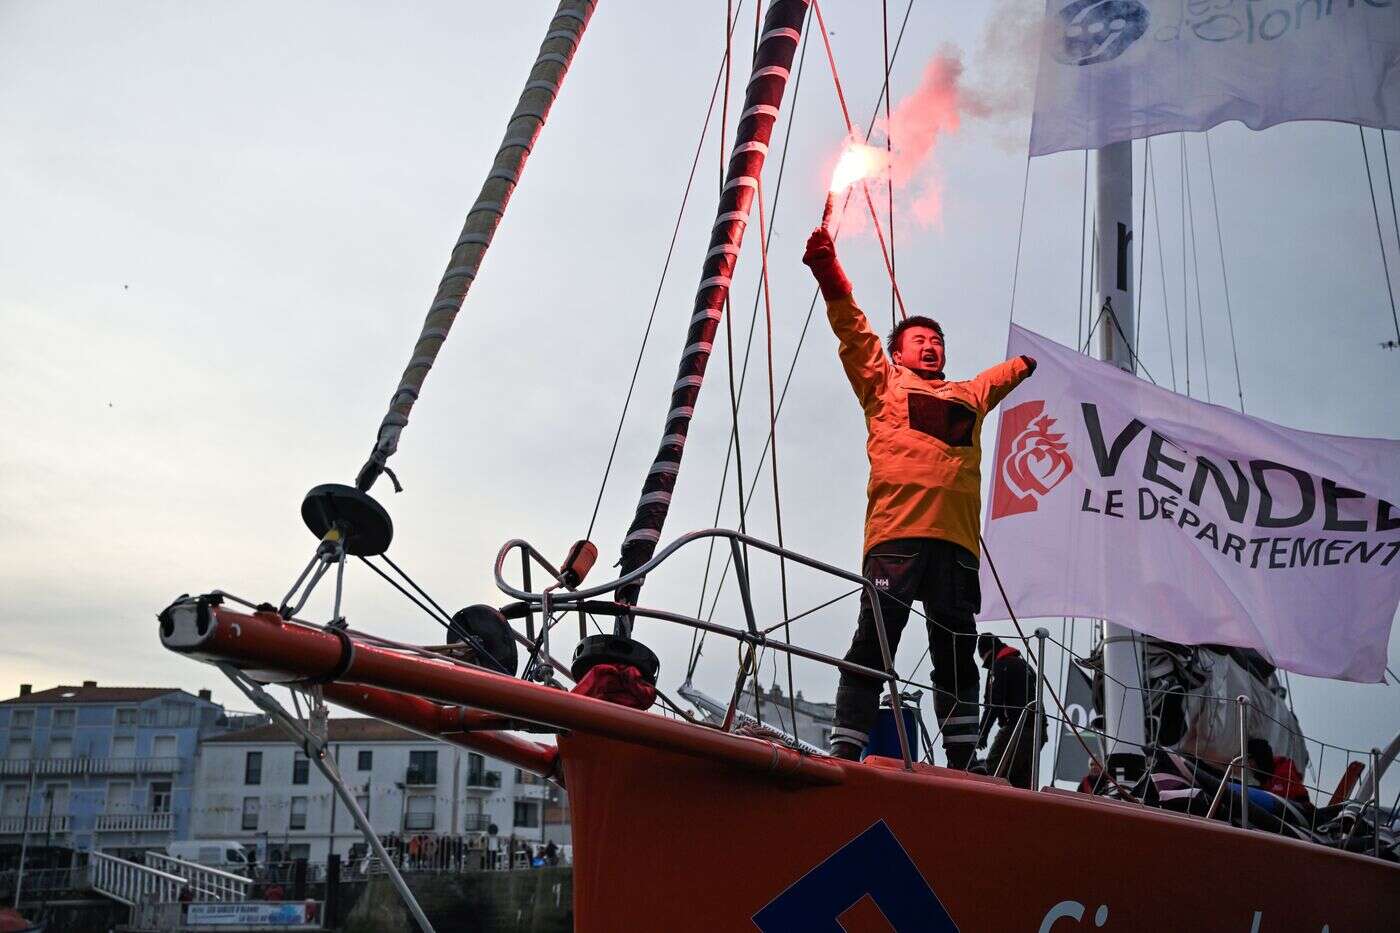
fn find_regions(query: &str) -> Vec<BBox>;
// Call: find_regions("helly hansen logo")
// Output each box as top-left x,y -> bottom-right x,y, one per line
991,401 -> 1075,519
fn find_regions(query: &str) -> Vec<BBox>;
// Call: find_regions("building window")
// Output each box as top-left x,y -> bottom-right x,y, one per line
241,797 -> 260,831
357,750 -> 372,771
513,801 -> 539,828
11,710 -> 34,730
355,794 -> 370,819
153,735 -> 177,760
43,784 -> 70,816
287,843 -> 311,862
150,782 -> 172,814
1,785 -> 26,818
404,795 -> 434,831
6,741 -> 31,761
289,796 -> 307,830
244,751 -> 262,785
51,710 -> 74,730
47,737 -> 72,760
407,750 -> 437,785
106,782 -> 133,814
292,754 -> 309,785
115,708 -> 138,727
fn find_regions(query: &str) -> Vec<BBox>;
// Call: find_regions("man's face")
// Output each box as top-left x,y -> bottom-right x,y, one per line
892,326 -> 945,374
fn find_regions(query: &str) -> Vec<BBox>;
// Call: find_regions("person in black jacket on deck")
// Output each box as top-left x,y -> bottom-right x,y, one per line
977,634 -> 1046,790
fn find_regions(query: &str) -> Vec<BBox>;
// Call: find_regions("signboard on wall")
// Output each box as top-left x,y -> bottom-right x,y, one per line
186,901 -> 317,926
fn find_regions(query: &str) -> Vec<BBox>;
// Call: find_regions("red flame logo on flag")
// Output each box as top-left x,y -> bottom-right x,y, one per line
991,401 -> 1074,519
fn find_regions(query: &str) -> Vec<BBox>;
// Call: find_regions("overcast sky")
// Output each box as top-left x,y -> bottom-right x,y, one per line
2,0 -> 1396,786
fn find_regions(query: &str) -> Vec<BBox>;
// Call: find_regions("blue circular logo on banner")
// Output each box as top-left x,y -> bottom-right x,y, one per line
1052,0 -> 1150,66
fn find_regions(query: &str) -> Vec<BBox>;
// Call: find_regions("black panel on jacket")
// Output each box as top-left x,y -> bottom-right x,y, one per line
907,394 -> 976,447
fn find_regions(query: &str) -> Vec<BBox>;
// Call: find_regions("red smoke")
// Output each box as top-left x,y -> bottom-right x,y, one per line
884,48 -> 964,227
826,47 -> 968,233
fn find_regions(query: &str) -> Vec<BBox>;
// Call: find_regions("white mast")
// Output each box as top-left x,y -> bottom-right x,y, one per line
1094,140 -> 1148,782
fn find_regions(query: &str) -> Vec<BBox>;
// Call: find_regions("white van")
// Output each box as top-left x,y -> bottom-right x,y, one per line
166,840 -> 251,874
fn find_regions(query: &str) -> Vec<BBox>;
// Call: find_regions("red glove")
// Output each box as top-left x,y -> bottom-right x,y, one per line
802,228 -> 852,300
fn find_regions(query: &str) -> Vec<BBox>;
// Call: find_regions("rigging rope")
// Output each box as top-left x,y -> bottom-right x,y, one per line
810,0 -> 907,319
720,0 -> 753,555
750,0 -> 798,731
354,0 -> 596,494
585,3 -> 747,541
1147,139 -> 1178,391
1180,135 -> 1191,397
615,0 -> 810,610
882,0 -> 896,329
1135,140 -> 1148,356
1382,130 -> 1400,339
1203,132 -> 1245,412
1182,135 -> 1212,402
1076,152 -> 1089,347
1008,154 -> 1033,324
687,3 -> 814,680
1359,127 -> 1400,344
687,0 -> 918,676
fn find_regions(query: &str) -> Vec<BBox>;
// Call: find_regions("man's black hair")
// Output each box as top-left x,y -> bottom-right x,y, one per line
886,315 -> 944,357
1247,737 -> 1274,775
976,633 -> 1002,659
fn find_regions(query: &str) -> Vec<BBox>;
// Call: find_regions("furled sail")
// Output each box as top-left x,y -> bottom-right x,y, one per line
355,0 -> 597,493
616,0 -> 810,603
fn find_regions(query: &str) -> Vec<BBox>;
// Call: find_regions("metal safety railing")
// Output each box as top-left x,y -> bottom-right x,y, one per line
496,528 -> 917,771
493,526 -> 1397,861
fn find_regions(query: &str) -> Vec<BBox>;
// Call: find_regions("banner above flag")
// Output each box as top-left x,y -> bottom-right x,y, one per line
1029,0 -> 1400,157
979,326 -> 1400,683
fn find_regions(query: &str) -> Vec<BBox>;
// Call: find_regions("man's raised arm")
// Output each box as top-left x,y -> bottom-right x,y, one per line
971,355 -> 1037,413
803,228 -> 889,413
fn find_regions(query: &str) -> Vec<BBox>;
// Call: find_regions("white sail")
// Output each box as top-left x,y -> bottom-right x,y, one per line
1030,0 -> 1400,156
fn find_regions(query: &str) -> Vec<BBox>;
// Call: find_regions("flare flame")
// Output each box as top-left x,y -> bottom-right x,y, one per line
828,142 -> 889,194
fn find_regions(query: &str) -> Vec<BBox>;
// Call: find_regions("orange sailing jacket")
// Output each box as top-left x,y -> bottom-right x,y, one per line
828,292 -> 1033,558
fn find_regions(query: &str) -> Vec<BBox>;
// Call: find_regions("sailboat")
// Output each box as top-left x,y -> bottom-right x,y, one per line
155,0 -> 1400,929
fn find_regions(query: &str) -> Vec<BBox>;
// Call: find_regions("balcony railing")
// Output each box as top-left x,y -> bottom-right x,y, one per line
95,811 -> 175,833
513,783 -> 549,800
460,813 -> 492,833
0,815 -> 71,834
465,770 -> 502,791
0,756 -> 181,776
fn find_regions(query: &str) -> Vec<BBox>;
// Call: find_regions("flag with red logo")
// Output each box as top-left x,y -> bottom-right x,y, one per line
980,325 -> 1400,683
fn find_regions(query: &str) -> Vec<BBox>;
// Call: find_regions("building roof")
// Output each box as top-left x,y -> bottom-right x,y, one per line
0,685 -> 183,706
203,718 -> 420,744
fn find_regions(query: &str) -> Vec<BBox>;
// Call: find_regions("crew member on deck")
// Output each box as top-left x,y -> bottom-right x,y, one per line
802,227 -> 1035,764
977,634 -> 1046,789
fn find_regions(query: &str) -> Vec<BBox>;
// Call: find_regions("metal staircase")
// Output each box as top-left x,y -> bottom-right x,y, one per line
86,849 -> 253,906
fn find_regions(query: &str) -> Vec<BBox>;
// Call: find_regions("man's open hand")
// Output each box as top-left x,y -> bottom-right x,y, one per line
803,227 -> 851,300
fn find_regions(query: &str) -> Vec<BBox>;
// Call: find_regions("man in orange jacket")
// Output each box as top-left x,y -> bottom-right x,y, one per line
803,227 -> 1035,764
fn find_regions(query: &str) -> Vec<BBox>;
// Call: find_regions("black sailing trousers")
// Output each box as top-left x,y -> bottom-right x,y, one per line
833,537 -> 982,769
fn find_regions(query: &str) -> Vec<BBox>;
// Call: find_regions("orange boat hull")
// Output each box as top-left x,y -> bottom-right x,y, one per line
562,733 -> 1399,932
159,601 -> 1400,930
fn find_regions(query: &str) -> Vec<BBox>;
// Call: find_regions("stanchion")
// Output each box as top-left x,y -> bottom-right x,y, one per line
1237,695 -> 1250,831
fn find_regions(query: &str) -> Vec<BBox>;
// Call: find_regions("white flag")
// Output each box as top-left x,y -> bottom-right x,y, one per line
979,325 -> 1400,682
1030,0 -> 1400,157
